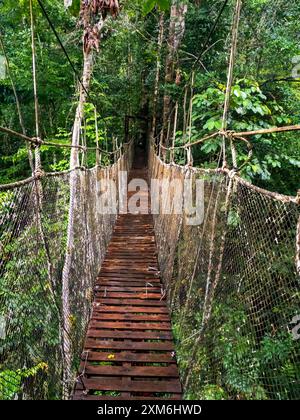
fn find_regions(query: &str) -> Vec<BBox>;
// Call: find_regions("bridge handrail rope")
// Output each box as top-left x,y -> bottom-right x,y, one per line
0,124 -> 127,153
151,140 -> 299,205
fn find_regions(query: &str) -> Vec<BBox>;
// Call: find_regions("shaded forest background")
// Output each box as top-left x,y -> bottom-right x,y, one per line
0,0 -> 299,194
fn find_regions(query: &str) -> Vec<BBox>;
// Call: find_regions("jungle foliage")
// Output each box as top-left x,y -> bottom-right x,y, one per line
0,0 -> 299,193
0,0 -> 299,400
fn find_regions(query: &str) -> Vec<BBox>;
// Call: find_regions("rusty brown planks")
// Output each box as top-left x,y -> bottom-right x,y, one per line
76,378 -> 182,394
87,330 -> 173,340
72,167 -> 181,400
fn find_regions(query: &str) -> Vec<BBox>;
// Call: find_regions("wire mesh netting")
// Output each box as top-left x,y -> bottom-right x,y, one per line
149,145 -> 300,400
0,144 -> 133,400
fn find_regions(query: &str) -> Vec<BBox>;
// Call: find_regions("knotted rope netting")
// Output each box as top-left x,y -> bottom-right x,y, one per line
149,144 -> 300,400
0,143 -> 133,400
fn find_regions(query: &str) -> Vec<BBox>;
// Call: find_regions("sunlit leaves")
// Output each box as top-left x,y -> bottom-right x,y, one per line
142,0 -> 171,15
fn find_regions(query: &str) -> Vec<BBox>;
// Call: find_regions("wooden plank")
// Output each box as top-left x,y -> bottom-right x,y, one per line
100,270 -> 158,276
96,286 -> 161,293
101,262 -> 158,268
97,278 -> 161,284
95,299 -> 166,306
78,378 -> 182,393
87,329 -> 172,340
96,281 -> 161,288
92,305 -> 169,314
97,273 -> 160,279
82,351 -> 176,364
73,393 -> 181,400
97,276 -> 160,281
89,321 -> 171,330
84,339 -> 175,351
79,364 -> 179,378
104,255 -> 157,259
95,292 -> 162,300
110,237 -> 155,241
91,313 -> 170,321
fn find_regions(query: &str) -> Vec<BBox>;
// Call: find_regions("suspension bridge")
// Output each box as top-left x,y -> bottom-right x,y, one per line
0,133 -> 299,400
0,0 -> 300,401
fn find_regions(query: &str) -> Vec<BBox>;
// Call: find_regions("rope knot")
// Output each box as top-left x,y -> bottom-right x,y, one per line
228,168 -> 238,179
219,130 -> 235,139
33,168 -> 45,179
31,137 -> 43,149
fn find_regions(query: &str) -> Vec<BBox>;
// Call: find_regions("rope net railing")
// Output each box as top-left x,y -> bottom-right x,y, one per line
0,142 -> 134,400
149,143 -> 300,400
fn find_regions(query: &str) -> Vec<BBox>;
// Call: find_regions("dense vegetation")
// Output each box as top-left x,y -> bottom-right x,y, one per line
0,0 -> 299,193
0,0 -> 299,400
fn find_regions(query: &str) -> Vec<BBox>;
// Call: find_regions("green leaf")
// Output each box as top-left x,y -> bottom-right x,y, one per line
142,0 -> 170,15
142,0 -> 156,14
66,0 -> 80,16
157,0 -> 171,10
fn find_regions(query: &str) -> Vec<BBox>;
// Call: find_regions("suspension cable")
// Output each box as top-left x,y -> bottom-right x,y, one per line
192,0 -> 229,70
0,125 -> 126,155
36,0 -> 90,99
30,0 -> 42,172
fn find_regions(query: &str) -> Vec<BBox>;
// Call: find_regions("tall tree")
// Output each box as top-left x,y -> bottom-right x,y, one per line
61,0 -> 119,397
161,0 -> 187,147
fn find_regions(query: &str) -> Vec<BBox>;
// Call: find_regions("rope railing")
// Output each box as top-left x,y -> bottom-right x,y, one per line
148,141 -> 300,400
0,0 -> 135,401
148,0 -> 300,400
157,121 -> 300,171
0,140 -> 134,400
0,125 -> 126,155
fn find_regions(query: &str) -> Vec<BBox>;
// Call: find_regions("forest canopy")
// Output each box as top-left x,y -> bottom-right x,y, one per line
0,0 -> 299,402
0,0 -> 299,193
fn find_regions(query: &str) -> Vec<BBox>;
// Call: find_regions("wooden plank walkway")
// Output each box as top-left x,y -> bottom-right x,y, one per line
73,164 -> 182,400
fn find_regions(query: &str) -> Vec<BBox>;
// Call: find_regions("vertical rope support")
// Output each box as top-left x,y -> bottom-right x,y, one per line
112,136 -> 116,163
165,120 -> 171,163
115,137 -> 119,161
94,107 -> 100,167
171,101 -> 178,163
296,216 -> 300,276
221,0 -> 242,169
296,192 -> 300,276
30,0 -> 41,172
187,71 -> 194,166
183,84 -> 188,136
81,118 -> 87,167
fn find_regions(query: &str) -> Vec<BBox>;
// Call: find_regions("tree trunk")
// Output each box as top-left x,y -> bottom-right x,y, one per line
61,48 -> 94,398
61,10 -> 105,397
70,51 -> 93,168
161,1 -> 187,148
